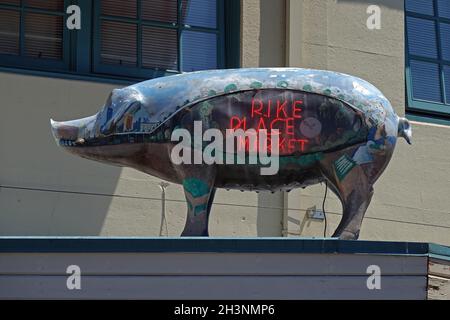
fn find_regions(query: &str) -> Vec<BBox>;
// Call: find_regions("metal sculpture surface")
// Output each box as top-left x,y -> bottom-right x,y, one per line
50,68 -> 412,239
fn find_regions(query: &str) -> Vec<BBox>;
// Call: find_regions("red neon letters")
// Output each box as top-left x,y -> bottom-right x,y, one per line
229,97 -> 309,154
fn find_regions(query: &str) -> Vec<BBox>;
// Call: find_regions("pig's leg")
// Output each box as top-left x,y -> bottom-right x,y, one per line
319,151 -> 374,240
331,179 -> 374,240
181,174 -> 216,237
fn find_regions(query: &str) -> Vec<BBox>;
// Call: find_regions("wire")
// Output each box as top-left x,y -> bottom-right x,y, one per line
322,181 -> 328,238
2,184 -> 450,229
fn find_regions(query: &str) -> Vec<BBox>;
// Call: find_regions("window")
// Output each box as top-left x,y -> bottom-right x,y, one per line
0,0 -> 70,71
0,0 -> 240,81
406,0 -> 450,116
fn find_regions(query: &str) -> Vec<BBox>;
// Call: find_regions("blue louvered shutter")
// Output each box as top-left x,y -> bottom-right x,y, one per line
406,0 -> 450,108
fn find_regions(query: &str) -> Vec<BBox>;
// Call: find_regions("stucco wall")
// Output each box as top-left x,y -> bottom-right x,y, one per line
241,0 -> 285,67
285,0 -> 450,245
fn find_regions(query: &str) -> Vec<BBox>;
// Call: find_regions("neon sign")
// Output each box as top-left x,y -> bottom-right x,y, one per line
177,89 -> 364,157
229,96 -> 308,154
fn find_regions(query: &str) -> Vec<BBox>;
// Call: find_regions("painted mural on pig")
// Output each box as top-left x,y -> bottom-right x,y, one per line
51,68 -> 412,239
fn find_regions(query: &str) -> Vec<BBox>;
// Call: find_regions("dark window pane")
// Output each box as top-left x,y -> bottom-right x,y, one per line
101,20 -> 137,67
25,13 -> 63,60
101,0 -> 137,18
182,0 -> 216,28
182,31 -> 216,71
406,16 -> 437,58
440,22 -> 450,61
405,0 -> 434,16
410,60 -> 442,103
141,0 -> 177,23
0,9 -> 19,55
142,26 -> 177,70
444,66 -> 450,104
438,0 -> 450,19
0,0 -> 20,6
25,0 -> 64,11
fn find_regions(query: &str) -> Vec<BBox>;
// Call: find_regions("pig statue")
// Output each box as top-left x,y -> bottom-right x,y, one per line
51,68 -> 411,239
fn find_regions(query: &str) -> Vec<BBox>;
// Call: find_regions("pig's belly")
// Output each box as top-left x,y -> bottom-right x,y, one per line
71,142 -> 324,191
214,163 -> 323,191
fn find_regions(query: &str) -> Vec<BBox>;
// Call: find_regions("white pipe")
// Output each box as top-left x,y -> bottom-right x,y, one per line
158,182 -> 170,236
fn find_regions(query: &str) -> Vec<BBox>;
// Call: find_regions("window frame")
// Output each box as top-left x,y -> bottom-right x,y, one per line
405,0 -> 450,117
0,0 -> 72,72
0,0 -> 241,82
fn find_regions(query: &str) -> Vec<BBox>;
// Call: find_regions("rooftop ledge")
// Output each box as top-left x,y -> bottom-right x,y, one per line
0,237 -> 448,300
0,237 -> 448,257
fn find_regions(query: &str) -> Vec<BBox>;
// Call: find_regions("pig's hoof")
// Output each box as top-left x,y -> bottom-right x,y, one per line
338,230 -> 359,240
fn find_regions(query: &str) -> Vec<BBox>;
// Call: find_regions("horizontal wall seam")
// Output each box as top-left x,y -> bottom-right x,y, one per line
301,41 -> 400,59
2,185 -> 450,229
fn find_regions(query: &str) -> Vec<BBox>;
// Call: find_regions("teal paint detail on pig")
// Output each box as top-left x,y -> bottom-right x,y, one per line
182,178 -> 210,198
279,152 -> 325,167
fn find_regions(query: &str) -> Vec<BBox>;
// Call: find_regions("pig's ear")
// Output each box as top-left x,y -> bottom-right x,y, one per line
104,91 -> 113,107
106,89 -> 123,105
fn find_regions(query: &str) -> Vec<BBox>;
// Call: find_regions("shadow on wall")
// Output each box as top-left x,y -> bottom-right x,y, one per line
0,73 -> 122,235
337,0 -> 403,10
256,191 -> 284,236
254,0 -> 286,236
259,0 -> 286,68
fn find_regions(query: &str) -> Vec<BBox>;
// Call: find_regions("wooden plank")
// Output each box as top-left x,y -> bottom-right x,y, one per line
0,275 -> 427,300
0,252 -> 428,276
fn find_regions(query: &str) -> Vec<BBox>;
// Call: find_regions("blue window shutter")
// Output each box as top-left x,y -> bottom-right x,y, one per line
444,66 -> 450,104
182,0 -> 217,28
410,60 -> 442,103
405,0 -> 434,16
181,31 -> 217,72
406,16 -> 438,58
440,22 -> 450,61
406,0 -> 450,115
438,0 -> 450,19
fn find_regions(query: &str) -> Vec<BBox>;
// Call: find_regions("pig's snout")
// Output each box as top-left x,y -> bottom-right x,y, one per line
50,119 -> 87,147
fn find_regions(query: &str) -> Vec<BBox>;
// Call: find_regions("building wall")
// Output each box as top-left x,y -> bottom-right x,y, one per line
285,0 -> 450,245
